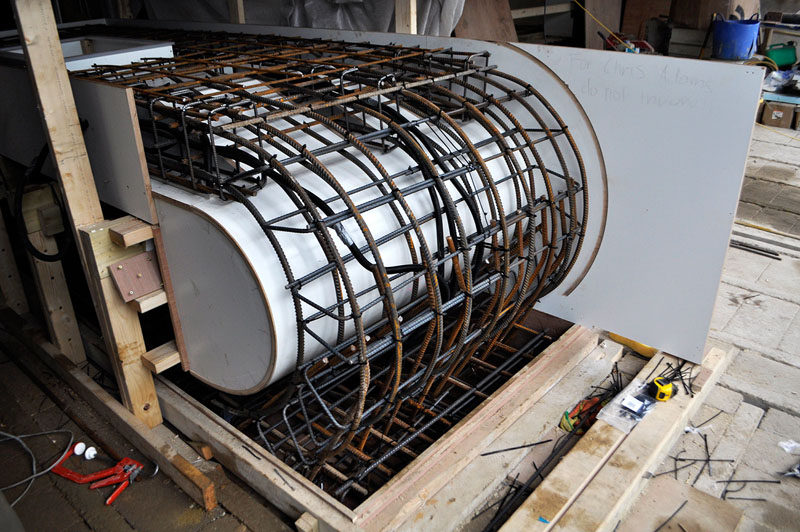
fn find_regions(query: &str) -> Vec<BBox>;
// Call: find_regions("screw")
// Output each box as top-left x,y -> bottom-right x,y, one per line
128,290 -> 134,295
117,265 -> 123,270
136,273 -> 143,278
143,403 -> 150,411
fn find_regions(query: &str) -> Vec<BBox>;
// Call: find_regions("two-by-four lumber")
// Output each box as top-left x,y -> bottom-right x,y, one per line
109,216 -> 153,248
395,0 -> 417,34
0,212 -> 29,315
133,288 -> 167,313
79,219 -> 163,428
12,0 -> 163,428
0,308 -> 216,510
227,0 -> 245,23
142,340 -> 180,374
22,186 -> 85,365
500,345 -> 736,532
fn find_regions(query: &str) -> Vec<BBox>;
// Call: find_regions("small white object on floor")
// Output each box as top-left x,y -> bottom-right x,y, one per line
779,439 -> 800,454
73,441 -> 86,456
84,446 -> 97,460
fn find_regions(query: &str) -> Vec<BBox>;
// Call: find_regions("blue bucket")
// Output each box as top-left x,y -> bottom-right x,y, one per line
712,14 -> 760,60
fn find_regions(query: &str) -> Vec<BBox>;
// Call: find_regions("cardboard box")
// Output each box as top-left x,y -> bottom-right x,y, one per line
670,0 -> 760,29
761,102 -> 795,129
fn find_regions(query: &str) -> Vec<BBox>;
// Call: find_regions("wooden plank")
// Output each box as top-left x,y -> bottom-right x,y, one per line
512,3 -> 572,20
0,212 -> 29,315
454,0 -> 518,41
617,476 -> 743,532
79,219 -> 162,428
151,225 -> 189,370
11,0 -> 104,230
355,325 -> 599,531
583,0 -> 623,49
500,345 -> 735,532
154,377 -> 358,532
405,339 -> 625,531
142,340 -> 180,374
395,0 -> 417,34
109,217 -> 154,248
26,231 -> 86,365
82,216 -> 145,279
296,512 -> 320,532
227,0 -> 246,24
133,288 -> 167,313
0,309 -> 217,510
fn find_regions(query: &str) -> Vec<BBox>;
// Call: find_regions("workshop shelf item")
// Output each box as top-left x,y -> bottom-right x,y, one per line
712,14 -> 760,60
766,42 -> 797,68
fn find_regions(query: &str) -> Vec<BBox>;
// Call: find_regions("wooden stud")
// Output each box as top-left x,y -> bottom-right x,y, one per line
109,216 -> 153,248
142,340 -> 180,374
36,204 -> 64,236
296,512 -> 320,532
11,0 -> 104,230
227,0 -> 246,24
26,231 -> 86,365
20,186 -> 85,365
395,0 -> 417,34
0,212 -> 29,315
133,288 -> 168,313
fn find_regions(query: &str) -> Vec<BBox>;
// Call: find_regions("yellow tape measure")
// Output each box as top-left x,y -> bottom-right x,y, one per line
652,377 -> 673,401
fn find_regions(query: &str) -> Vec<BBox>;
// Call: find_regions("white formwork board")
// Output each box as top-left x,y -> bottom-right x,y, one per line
517,45 -> 763,362
111,19 -> 762,362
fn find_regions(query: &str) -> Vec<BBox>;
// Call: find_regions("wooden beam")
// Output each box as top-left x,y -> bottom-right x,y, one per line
21,186 -> 85,365
109,216 -> 154,248
227,0 -> 246,24
454,0 -> 518,42
133,288 -> 167,313
142,340 -> 180,374
395,0 -> 418,34
11,0 -> 103,230
0,213 -> 29,315
26,231 -> 86,365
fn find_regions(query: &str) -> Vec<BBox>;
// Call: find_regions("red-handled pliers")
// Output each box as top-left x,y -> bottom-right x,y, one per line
52,443 -> 144,505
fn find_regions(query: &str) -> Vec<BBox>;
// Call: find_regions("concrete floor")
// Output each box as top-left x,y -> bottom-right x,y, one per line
652,124 -> 800,531
1,124 -> 799,531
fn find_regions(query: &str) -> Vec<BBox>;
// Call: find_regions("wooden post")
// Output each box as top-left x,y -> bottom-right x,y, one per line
21,186 -> 86,365
0,211 -> 29,315
12,0 -> 162,428
395,0 -> 418,34
227,0 -> 246,24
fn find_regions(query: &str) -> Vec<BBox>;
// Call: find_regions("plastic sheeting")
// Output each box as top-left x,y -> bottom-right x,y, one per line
140,0 -> 464,36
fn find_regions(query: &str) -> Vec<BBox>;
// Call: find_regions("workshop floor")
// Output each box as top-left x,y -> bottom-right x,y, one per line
2,124 -> 799,531
652,124 -> 800,531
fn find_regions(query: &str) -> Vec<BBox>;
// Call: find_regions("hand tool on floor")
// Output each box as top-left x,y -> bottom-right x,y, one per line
51,442 -> 144,505
648,376 -> 673,401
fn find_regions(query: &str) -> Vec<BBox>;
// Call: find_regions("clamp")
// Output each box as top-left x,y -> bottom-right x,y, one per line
51,443 -> 144,505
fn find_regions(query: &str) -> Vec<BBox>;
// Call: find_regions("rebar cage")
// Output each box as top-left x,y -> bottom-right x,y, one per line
69,27 -> 588,504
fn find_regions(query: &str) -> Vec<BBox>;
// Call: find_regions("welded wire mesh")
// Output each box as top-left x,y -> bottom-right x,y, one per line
71,27 -> 588,503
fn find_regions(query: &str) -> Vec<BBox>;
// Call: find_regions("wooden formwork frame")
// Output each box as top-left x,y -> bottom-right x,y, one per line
1,3 -> 735,530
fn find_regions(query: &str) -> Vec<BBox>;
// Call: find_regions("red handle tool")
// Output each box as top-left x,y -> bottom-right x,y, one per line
51,443 -> 144,505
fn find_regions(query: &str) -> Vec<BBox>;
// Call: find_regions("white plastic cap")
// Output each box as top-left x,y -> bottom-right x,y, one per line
74,442 -> 86,456
84,446 -> 97,460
